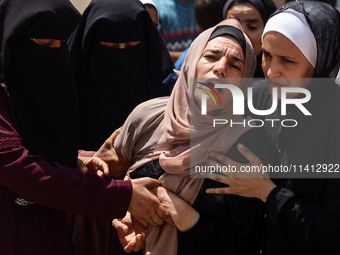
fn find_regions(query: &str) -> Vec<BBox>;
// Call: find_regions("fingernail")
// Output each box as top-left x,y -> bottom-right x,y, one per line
238,143 -> 244,149
206,189 -> 211,194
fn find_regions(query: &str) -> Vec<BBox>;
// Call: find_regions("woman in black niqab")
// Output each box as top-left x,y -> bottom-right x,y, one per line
0,0 -> 81,167
68,0 -> 174,151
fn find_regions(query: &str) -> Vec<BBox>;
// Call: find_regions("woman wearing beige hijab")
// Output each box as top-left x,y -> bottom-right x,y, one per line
103,18 -> 279,254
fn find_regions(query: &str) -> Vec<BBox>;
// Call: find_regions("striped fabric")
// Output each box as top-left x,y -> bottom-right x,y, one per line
154,0 -> 202,51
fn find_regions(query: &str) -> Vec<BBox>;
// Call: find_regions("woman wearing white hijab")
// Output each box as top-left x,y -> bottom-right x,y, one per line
206,1 -> 340,254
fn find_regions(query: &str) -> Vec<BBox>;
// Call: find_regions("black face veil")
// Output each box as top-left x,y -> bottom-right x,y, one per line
68,0 -> 174,150
0,0 -> 81,167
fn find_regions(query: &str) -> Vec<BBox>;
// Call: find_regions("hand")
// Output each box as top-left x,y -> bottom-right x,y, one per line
204,143 -> 276,202
152,186 -> 200,232
77,156 -> 109,179
93,128 -> 132,179
129,177 -> 174,227
112,212 -> 146,253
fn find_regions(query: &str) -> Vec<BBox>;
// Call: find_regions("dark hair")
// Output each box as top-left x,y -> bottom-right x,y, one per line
228,0 -> 252,11
221,0 -> 276,23
195,0 -> 224,30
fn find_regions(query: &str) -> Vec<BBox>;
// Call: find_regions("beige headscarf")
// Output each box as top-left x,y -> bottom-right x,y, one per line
114,18 -> 256,255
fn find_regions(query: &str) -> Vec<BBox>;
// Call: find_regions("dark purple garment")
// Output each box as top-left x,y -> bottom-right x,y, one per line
0,85 -> 132,255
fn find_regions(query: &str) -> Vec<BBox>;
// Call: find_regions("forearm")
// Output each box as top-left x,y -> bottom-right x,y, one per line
154,186 -> 199,232
0,147 -> 132,219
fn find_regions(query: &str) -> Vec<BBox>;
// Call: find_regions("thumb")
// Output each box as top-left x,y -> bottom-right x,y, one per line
141,177 -> 160,189
112,219 -> 128,235
77,159 -> 88,173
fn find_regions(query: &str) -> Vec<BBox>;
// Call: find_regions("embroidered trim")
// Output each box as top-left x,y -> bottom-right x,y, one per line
15,198 -> 35,206
0,134 -> 22,150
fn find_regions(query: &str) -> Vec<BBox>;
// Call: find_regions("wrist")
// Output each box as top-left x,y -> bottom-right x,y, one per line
260,181 -> 277,202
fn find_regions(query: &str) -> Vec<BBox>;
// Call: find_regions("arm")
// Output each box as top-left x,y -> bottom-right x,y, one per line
155,186 -> 263,255
0,89 -> 169,225
204,144 -> 276,202
205,144 -> 340,253
152,186 -> 199,232
93,128 -> 132,179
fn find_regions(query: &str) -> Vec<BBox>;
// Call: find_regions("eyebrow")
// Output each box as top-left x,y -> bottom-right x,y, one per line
205,49 -> 222,54
205,49 -> 244,64
231,55 -> 244,64
244,19 -> 262,24
262,48 -> 297,60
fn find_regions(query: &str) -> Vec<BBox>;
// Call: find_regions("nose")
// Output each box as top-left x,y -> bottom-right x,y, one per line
265,59 -> 281,78
213,57 -> 227,78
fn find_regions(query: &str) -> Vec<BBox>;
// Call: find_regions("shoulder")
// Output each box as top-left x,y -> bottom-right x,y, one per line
128,97 -> 169,124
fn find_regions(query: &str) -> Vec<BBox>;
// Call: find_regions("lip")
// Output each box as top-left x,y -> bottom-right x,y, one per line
267,80 -> 286,87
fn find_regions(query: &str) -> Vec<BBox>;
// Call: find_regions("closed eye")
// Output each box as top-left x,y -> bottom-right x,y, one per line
281,58 -> 294,64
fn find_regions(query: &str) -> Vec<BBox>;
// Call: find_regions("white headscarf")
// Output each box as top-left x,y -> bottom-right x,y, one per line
140,0 -> 159,21
262,9 -> 317,68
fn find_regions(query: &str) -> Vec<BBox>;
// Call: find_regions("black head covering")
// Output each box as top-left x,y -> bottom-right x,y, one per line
220,0 -> 276,78
68,0 -> 174,150
221,0 -> 277,24
209,25 -> 247,57
271,1 -> 340,78
0,0 -> 81,167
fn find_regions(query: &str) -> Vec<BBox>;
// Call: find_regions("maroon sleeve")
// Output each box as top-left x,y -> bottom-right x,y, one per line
0,86 -> 132,219
78,150 -> 95,157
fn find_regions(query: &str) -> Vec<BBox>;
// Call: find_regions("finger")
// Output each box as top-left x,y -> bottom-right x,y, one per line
208,152 -> 243,169
77,159 -> 88,173
143,177 -> 161,189
147,213 -> 163,226
141,231 -> 146,249
112,220 -> 129,235
204,158 -> 229,178
206,187 -> 233,194
99,162 -> 109,177
132,234 -> 144,252
97,170 -> 105,179
135,217 -> 149,228
123,240 -> 136,253
103,164 -> 110,176
237,144 -> 262,166
206,175 -> 231,186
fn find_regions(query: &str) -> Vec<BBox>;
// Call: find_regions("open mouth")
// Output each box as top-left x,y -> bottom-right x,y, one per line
196,81 -> 223,106
198,81 -> 223,93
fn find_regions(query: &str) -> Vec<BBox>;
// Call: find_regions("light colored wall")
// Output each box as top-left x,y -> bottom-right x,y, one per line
71,0 -> 91,13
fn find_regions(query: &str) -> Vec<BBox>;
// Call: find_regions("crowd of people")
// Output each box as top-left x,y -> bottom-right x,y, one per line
0,0 -> 340,255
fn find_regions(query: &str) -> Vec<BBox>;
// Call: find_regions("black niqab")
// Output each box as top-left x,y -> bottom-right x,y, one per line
0,0 -> 81,167
68,0 -> 174,150
272,1 -> 340,78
